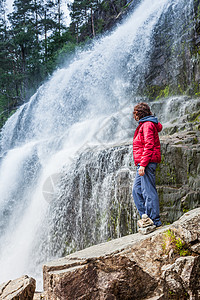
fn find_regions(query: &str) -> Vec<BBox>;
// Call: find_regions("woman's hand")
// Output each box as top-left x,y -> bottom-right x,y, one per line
138,166 -> 145,176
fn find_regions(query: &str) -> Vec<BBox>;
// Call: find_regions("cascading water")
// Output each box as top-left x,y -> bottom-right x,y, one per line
0,0 -> 195,290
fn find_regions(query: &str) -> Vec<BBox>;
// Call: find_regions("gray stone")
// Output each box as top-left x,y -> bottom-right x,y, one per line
162,256 -> 200,299
43,208 -> 200,300
0,275 -> 36,300
191,243 -> 200,254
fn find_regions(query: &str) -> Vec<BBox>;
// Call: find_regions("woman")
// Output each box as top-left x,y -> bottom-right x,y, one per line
132,102 -> 162,229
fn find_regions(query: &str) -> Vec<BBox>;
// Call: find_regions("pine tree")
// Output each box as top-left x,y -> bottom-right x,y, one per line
85,0 -> 99,37
8,0 -> 36,99
69,0 -> 100,42
0,0 -> 18,125
68,0 -> 84,42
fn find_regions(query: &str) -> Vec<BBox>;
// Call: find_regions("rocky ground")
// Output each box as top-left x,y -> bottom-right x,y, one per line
42,208 -> 200,299
0,275 -> 36,299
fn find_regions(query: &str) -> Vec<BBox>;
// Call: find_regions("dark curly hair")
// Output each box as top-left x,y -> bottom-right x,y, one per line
133,102 -> 152,120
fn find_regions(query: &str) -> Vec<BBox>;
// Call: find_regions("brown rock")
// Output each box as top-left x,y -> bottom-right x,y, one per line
44,255 -> 158,300
171,209 -> 200,243
0,275 -> 36,300
162,256 -> 200,299
33,291 -> 47,300
43,208 -> 200,300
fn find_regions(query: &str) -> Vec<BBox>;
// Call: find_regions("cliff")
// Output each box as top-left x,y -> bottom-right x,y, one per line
42,208 -> 200,299
141,0 -> 200,99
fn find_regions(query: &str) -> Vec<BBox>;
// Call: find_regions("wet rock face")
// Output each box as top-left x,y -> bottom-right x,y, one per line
43,208 -> 200,300
156,130 -> 200,224
99,0 -> 200,99
141,0 -> 200,98
0,275 -> 36,300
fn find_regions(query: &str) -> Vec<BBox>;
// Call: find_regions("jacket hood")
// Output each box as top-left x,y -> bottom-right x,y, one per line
139,115 -> 162,132
139,115 -> 158,124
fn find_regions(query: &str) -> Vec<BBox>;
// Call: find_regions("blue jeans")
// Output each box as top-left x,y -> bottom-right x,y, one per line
132,163 -> 162,227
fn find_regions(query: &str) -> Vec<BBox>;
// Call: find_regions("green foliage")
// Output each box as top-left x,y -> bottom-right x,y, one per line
144,85 -> 174,100
182,207 -> 189,213
156,86 -> 170,100
162,229 -> 191,257
188,110 -> 200,123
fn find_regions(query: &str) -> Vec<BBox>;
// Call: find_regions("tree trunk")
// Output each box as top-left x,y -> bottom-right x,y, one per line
35,0 -> 39,44
44,10 -> 47,67
91,5 -> 95,37
21,44 -> 26,99
58,0 -> 61,37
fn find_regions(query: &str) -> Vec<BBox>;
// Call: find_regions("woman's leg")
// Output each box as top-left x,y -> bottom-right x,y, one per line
141,163 -> 161,226
132,166 -> 145,217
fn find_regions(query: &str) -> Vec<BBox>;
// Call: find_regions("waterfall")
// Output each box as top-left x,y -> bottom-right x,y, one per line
0,0 -> 194,290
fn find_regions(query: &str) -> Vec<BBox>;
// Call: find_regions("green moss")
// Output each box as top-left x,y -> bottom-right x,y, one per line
193,137 -> 198,144
108,198 -> 120,238
143,83 -> 188,100
64,241 -> 77,256
122,0 -> 134,10
169,290 -> 176,296
162,229 -> 191,256
156,154 -> 165,185
188,110 -> 200,122
156,85 -> 170,100
144,85 -> 169,100
156,154 -> 178,186
182,207 -> 189,213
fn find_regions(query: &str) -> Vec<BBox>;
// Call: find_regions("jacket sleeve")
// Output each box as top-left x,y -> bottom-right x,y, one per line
140,122 -> 155,167
157,122 -> 162,132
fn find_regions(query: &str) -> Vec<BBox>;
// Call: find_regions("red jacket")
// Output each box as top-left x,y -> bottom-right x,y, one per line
133,117 -> 162,167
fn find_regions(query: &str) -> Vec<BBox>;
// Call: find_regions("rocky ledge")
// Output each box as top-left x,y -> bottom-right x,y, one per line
43,207 -> 200,300
0,275 -> 36,300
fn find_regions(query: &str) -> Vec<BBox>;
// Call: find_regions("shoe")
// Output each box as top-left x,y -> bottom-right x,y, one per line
138,225 -> 156,235
137,214 -> 154,228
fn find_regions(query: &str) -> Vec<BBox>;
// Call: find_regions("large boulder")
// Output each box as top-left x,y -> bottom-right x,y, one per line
43,208 -> 200,300
0,275 -> 36,300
